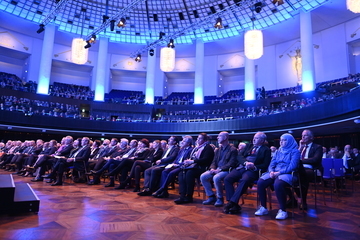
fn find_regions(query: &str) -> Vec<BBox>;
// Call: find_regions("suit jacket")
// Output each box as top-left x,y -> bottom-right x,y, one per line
55,144 -> 74,158
105,145 -> 119,157
159,145 -> 180,165
193,144 -> 215,171
144,148 -> 164,164
353,154 -> 360,170
110,146 -> 130,159
210,144 -> 238,172
73,146 -> 91,163
132,148 -> 151,160
89,147 -> 100,159
41,146 -> 57,156
300,142 -> 323,170
174,146 -> 193,165
238,144 -> 271,172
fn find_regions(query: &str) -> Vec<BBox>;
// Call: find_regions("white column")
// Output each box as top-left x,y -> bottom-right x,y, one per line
94,37 -> 109,101
36,24 -> 55,95
145,49 -> 156,104
244,57 -> 256,101
300,10 -> 315,92
194,39 -> 204,104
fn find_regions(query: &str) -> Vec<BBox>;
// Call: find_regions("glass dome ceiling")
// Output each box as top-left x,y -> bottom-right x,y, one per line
1,0 -> 329,46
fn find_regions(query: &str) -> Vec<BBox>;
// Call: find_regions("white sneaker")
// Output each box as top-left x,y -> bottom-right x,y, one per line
275,209 -> 288,220
255,206 -> 269,216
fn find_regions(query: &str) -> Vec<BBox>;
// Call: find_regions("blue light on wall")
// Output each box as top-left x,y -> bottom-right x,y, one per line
302,70 -> 315,92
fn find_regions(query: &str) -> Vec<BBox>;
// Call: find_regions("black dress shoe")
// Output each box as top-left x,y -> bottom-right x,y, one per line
46,179 -> 55,183
152,188 -> 164,197
133,186 -> 140,192
105,183 -> 115,187
87,180 -> 100,185
138,189 -> 152,196
299,203 -> 308,210
155,191 -> 169,198
174,197 -> 193,204
51,182 -> 63,186
31,178 -> 43,182
223,202 -> 234,214
90,170 -> 101,175
228,203 -> 241,214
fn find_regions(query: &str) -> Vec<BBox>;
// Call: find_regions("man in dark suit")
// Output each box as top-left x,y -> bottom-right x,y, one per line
88,138 -> 126,185
138,136 -> 180,196
352,148 -> 360,176
152,135 -> 194,198
47,137 -> 91,186
174,133 -> 215,204
297,129 -> 323,210
31,136 -> 74,182
223,132 -> 271,214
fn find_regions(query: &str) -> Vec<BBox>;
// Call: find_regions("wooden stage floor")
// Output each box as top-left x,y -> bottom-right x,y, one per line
1,172 -> 360,240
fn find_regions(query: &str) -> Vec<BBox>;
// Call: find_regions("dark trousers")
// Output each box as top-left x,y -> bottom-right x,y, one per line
159,167 -> 181,190
257,177 -> 290,211
143,165 -> 165,191
224,168 -> 258,203
178,168 -> 202,199
109,158 -> 134,182
128,160 -> 152,185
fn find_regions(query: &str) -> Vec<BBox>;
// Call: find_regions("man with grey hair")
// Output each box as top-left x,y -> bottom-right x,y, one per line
223,132 -> 271,214
152,135 -> 194,198
201,132 -> 238,207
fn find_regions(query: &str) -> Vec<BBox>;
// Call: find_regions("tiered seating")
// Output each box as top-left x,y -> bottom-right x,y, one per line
0,174 -> 40,214
105,90 -> 145,104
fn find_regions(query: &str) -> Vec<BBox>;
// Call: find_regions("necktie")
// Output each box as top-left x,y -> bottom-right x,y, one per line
301,145 -> 308,160
251,146 -> 257,155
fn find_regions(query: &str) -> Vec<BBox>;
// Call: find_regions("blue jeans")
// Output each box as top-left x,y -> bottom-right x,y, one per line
200,170 -> 229,199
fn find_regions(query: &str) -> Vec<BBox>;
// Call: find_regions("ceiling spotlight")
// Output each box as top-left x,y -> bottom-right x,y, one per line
36,24 -> 45,34
214,17 -> 223,29
117,18 -> 126,28
110,20 -> 116,31
272,0 -> 284,6
254,2 -> 263,13
351,33 -> 357,38
89,34 -> 96,43
149,49 -> 154,56
84,41 -> 91,49
135,54 -> 142,62
159,31 -> 165,39
167,39 -> 175,48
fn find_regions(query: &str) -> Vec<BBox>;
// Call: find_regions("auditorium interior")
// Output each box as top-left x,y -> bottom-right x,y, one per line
0,0 -> 360,239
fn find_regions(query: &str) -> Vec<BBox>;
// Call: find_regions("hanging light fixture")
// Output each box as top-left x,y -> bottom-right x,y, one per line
347,0 -> 360,13
160,47 -> 175,72
71,10 -> 88,64
244,29 -> 263,59
71,38 -> 89,64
